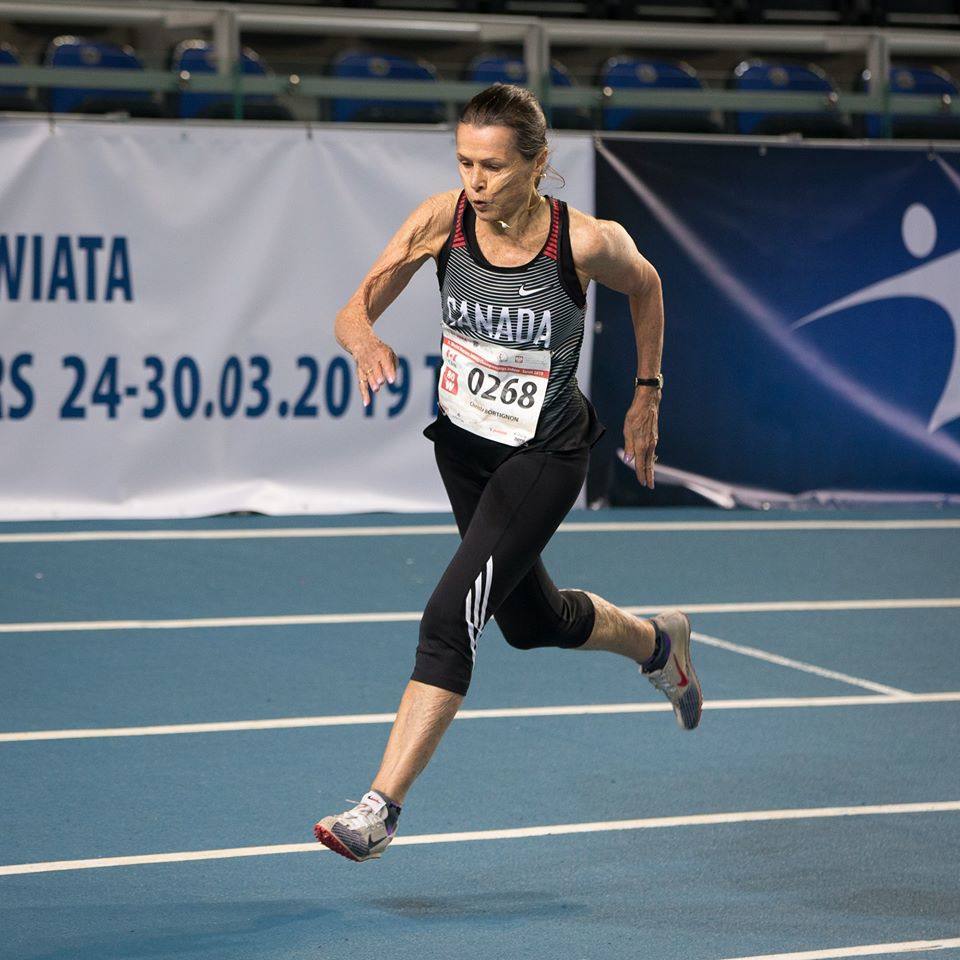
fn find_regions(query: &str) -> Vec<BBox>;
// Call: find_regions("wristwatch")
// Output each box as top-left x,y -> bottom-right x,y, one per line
634,373 -> 664,390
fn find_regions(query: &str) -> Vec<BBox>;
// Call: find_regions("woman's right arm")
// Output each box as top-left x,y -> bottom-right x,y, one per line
335,190 -> 458,406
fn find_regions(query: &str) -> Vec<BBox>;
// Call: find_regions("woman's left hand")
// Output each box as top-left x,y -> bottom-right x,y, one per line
623,389 -> 660,488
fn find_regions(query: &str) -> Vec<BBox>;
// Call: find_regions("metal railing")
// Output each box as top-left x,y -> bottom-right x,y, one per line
0,0 -> 958,129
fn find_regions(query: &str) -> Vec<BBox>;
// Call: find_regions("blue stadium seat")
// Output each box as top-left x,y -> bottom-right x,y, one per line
463,55 -> 590,129
44,36 -> 161,116
0,41 -> 36,111
465,54 -> 527,87
600,56 -> 721,134
329,51 -> 444,124
732,60 -> 851,137
172,40 -> 291,121
862,65 -> 960,139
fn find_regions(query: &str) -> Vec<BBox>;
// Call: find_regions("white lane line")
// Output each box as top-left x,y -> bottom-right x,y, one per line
2,597 -> 959,634
0,518 -> 958,544
2,800 -> 958,877
0,611 -> 424,634
3,692 -> 959,743
718,936 -> 960,960
692,631 -> 911,697
0,526 -> 461,544
626,598 -> 960,615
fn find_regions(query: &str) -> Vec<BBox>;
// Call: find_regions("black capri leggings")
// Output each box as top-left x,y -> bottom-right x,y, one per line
412,441 -> 596,696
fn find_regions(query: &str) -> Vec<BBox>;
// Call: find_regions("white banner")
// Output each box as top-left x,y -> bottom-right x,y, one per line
0,119 -> 595,519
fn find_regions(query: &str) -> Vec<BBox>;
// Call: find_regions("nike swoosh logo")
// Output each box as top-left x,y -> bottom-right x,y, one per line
673,655 -> 689,688
518,284 -> 550,296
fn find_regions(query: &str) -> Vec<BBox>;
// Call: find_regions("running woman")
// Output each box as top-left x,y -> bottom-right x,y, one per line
314,83 -> 701,863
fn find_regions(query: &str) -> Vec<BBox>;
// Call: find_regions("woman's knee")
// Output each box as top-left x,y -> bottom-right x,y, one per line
497,608 -> 571,650
497,589 -> 595,651
499,620 -> 559,650
412,593 -> 474,696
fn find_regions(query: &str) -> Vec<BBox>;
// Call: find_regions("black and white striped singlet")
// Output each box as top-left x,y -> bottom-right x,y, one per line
435,189 -> 590,441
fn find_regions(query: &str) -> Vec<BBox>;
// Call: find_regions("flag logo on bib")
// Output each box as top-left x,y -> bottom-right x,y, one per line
438,325 -> 551,447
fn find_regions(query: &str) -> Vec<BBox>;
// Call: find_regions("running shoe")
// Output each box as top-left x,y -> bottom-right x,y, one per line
643,609 -> 702,730
313,791 -> 400,862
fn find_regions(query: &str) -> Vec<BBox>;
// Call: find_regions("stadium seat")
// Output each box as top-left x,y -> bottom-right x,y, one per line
329,51 -> 444,123
599,56 -> 722,133
172,40 -> 292,121
731,59 -> 851,136
0,42 -> 37,112
861,65 -> 960,139
463,55 -> 591,129
44,36 -> 162,116
465,53 -> 528,87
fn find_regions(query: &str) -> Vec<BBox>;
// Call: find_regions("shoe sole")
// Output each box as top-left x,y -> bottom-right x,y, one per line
314,822 -> 365,862
660,609 -> 703,731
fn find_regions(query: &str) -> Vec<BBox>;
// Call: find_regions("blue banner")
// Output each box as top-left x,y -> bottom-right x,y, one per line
591,137 -> 960,505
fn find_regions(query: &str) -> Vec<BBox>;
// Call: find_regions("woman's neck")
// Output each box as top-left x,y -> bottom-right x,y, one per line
489,192 -> 546,241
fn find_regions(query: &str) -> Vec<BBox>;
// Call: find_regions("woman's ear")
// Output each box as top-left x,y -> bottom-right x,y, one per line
535,147 -> 549,186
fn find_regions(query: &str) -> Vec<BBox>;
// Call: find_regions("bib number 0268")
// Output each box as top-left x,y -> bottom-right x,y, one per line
466,368 -> 538,409
438,325 -> 550,446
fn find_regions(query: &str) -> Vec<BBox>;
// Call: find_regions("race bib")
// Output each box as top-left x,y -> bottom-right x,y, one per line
437,325 -> 551,447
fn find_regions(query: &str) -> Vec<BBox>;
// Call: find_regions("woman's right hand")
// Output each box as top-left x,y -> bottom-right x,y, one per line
350,333 -> 399,407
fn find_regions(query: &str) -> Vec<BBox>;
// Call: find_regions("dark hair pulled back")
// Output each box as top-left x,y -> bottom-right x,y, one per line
459,83 -> 565,190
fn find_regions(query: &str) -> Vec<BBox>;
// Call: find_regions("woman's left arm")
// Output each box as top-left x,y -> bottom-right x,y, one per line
580,217 -> 664,489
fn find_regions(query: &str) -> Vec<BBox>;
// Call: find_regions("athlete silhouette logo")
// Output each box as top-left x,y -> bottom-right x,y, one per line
598,140 -> 960,464
792,202 -> 960,433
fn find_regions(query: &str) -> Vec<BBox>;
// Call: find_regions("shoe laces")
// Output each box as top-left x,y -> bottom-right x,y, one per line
645,668 -> 678,698
340,795 -> 384,830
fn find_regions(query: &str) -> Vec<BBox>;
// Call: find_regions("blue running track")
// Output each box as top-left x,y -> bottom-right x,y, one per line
1,507 -> 958,960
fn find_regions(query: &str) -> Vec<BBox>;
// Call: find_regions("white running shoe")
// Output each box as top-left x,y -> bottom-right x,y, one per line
642,609 -> 702,730
314,791 -> 400,862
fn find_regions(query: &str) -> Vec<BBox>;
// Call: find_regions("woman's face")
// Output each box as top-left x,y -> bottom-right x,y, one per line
455,122 -> 545,222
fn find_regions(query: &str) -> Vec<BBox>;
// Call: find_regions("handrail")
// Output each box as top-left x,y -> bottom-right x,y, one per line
543,20 -> 960,52
0,0 -> 214,25
2,66 -> 957,120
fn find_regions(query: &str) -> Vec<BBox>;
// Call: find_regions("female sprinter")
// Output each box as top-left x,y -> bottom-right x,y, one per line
314,83 -> 701,863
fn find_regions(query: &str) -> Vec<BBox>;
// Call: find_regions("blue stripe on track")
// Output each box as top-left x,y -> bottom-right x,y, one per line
1,702 -> 957,866
694,609 -> 960,694
1,813 -> 957,960
0,526 -> 957,623
0,622 -> 868,732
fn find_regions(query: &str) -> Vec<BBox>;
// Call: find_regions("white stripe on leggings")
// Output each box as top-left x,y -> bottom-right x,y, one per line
472,567 -> 484,632
479,556 -> 493,627
464,556 -> 493,663
464,593 -> 476,660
